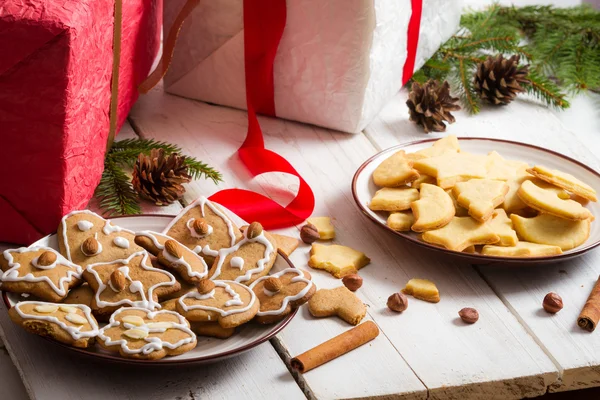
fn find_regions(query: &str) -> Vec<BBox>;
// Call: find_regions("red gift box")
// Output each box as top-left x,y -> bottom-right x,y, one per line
0,0 -> 161,245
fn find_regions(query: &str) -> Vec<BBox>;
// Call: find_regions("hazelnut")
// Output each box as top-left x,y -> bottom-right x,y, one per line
197,279 -> 215,294
247,222 -> 263,239
543,292 -> 563,313
458,307 -> 479,324
193,218 -> 210,235
110,270 -> 127,292
300,223 -> 320,244
264,277 -> 283,293
342,274 -> 363,291
37,251 -> 57,266
81,237 -> 99,256
164,240 -> 182,259
387,292 -> 408,312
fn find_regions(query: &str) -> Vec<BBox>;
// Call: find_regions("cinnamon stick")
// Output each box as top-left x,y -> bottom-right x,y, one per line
290,321 -> 379,373
578,275 -> 600,332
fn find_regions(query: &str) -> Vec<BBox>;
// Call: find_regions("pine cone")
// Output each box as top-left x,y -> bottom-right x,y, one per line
132,149 -> 191,206
474,55 -> 529,105
406,80 -> 460,133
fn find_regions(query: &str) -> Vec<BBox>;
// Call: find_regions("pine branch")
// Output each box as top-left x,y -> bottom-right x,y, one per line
523,70 -> 570,109
184,158 -> 223,184
453,58 -> 480,114
95,160 -> 141,216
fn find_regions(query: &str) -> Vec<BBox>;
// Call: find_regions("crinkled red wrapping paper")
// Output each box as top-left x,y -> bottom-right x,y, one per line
0,0 -> 161,245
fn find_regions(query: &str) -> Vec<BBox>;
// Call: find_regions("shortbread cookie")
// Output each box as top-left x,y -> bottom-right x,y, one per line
481,242 -> 562,257
488,209 -> 518,247
410,183 -> 455,232
177,279 -> 259,328
190,322 -> 236,339
413,135 -> 460,159
307,217 -> 336,240
528,165 -> 597,202
445,189 -> 469,217
134,231 -> 209,283
58,210 -> 142,268
1,247 -> 83,302
453,179 -> 509,222
373,150 -> 420,187
369,187 -> 419,212
518,180 -> 593,221
83,251 -> 180,318
421,217 -> 500,252
163,196 -> 243,261
308,243 -> 370,278
511,213 -> 591,250
412,174 -> 436,189
403,278 -> 440,303
387,212 -> 415,232
250,269 -> 316,324
486,151 -> 529,181
271,233 -> 301,257
63,284 -> 94,307
502,169 -> 533,213
308,286 -> 366,325
9,301 -> 99,348
97,307 -> 197,360
413,152 -> 490,189
209,222 -> 276,284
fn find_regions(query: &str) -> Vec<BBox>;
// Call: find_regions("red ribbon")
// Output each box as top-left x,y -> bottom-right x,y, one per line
209,0 -> 315,229
402,0 -> 423,85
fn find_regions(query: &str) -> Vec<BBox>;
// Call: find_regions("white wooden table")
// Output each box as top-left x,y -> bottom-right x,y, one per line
2,0 -> 599,399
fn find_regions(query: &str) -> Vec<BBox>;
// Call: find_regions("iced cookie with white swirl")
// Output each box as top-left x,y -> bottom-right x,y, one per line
97,307 -> 197,360
249,269 -> 316,324
8,301 -> 99,348
163,196 -> 243,262
58,210 -> 142,268
209,222 -> 277,285
134,231 -> 209,283
177,279 -> 259,329
82,251 -> 180,319
1,247 -> 83,302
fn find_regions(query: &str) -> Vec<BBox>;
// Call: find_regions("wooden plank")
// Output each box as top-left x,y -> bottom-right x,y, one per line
129,86 -> 558,399
365,88 -> 600,393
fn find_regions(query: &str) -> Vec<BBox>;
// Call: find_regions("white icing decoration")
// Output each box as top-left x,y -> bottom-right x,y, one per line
77,220 -> 94,232
113,237 -> 130,249
21,293 -> 29,298
186,218 -> 214,238
1,246 -> 82,297
249,268 -> 314,317
230,257 -> 244,270
177,280 -> 256,316
98,307 -> 195,355
85,251 -> 176,310
14,301 -> 99,340
102,220 -> 124,235
209,230 -> 275,283
263,288 -> 277,297
135,231 -> 209,280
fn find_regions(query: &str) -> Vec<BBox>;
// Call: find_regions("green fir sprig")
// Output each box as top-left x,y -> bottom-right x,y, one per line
95,138 -> 222,216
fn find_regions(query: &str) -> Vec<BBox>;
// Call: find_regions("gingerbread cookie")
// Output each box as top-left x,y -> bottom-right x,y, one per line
97,307 -> 197,360
209,222 -> 276,284
189,322 -> 236,339
308,286 -> 366,325
8,301 -> 99,348
410,183 -> 455,232
63,284 -> 94,307
58,210 -> 142,268
271,233 -> 301,257
83,251 -> 180,318
372,150 -> 419,187
163,196 -> 243,261
177,279 -> 259,328
250,269 -> 316,324
1,246 -> 83,302
134,231 -> 209,283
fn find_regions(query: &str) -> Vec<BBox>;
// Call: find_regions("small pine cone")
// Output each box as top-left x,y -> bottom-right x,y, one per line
474,54 -> 529,105
132,149 -> 191,206
406,80 -> 461,133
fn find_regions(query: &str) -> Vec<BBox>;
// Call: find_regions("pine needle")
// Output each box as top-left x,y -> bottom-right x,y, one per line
95,160 -> 141,216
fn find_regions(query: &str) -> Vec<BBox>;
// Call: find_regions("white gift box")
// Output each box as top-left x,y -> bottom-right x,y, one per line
164,0 -> 461,133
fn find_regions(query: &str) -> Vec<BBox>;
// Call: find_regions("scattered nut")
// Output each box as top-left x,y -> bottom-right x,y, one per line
197,279 -> 216,294
458,307 -> 479,324
543,292 -> 563,313
300,223 -> 320,244
193,218 -> 210,235
247,222 -> 263,239
164,240 -> 182,259
110,270 -> 127,292
264,277 -> 283,293
37,251 -> 57,266
81,237 -> 99,256
387,292 -> 408,312
342,274 -> 363,291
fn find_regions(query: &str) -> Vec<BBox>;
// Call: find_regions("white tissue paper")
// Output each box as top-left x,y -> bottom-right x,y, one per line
164,0 -> 461,133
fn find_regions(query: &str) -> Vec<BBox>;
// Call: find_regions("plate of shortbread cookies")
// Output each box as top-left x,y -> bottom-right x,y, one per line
353,136 -> 600,264
1,197 -> 316,364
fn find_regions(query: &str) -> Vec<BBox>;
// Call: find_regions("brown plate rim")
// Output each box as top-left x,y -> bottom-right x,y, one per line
2,214 -> 298,366
352,137 -> 600,264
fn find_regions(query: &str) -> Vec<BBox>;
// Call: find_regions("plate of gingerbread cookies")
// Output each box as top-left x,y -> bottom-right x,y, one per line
1,197 -> 316,364
353,136 -> 600,264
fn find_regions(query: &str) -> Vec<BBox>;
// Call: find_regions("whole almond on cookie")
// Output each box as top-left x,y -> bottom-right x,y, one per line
164,240 -> 182,258
37,251 -> 57,266
193,218 -> 210,235
197,279 -> 215,294
264,277 -> 283,293
82,237 -> 99,256
247,222 -> 263,239
110,270 -> 127,292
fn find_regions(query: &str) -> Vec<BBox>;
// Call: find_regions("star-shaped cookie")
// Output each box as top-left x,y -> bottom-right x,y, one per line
413,152 -> 490,189
421,216 -> 500,252
486,151 -> 529,181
